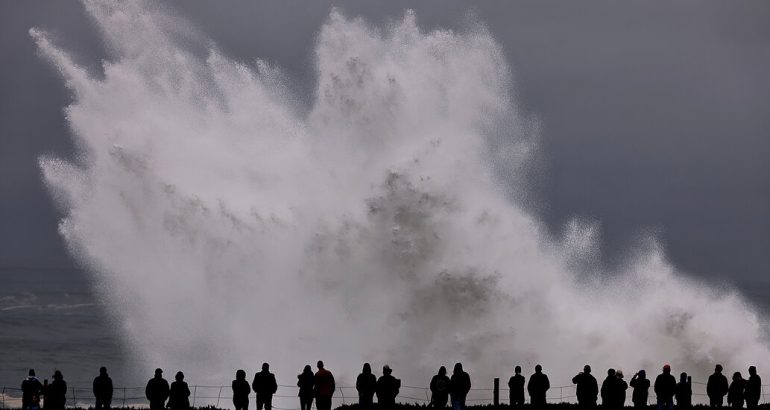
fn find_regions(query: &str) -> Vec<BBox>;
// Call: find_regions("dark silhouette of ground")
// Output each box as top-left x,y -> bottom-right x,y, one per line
93,367 -> 113,410
252,363 -> 277,410
232,370 -> 251,410
356,363 -> 376,410
297,365 -> 314,410
572,365 -> 597,408
510,366 -> 526,407
528,365 -> 550,408
145,368 -> 170,410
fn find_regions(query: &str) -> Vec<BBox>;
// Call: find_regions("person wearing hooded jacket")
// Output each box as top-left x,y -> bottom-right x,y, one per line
630,370 -> 650,408
252,363 -> 278,410
450,363 -> 471,410
376,365 -> 401,410
356,363 -> 376,410
430,366 -> 451,408
232,369 -> 251,410
572,365 -> 598,408
708,365 -> 730,408
21,369 -> 43,410
600,369 -> 619,409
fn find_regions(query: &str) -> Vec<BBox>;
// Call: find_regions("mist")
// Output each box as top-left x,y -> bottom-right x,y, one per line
32,0 -> 769,404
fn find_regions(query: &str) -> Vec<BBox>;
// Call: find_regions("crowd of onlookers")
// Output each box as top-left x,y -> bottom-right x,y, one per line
15,362 -> 761,410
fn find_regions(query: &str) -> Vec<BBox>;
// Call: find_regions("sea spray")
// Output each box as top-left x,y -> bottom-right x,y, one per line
33,0 -> 769,403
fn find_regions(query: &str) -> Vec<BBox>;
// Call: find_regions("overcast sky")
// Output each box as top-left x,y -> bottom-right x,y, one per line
1,1 -> 768,298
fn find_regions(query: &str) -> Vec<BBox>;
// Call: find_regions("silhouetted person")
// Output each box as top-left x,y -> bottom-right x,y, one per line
168,371 -> 191,410
314,361 -> 335,410
509,366 -> 526,407
450,363 -> 471,410
145,368 -> 170,410
376,365 -> 401,410
728,372 -> 746,409
356,363 -> 377,410
708,365 -> 730,408
93,367 -> 113,410
745,367 -> 761,409
46,371 -> 67,410
233,369 -> 252,410
252,363 -> 278,410
297,365 -> 315,410
601,369 -> 621,409
675,373 -> 692,409
22,369 -> 43,410
654,365 -> 676,410
630,370 -> 650,408
572,365 -> 598,408
430,366 -> 451,408
527,365 -> 550,408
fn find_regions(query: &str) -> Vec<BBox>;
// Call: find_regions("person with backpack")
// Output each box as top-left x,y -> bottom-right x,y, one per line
376,365 -> 401,410
21,369 -> 43,410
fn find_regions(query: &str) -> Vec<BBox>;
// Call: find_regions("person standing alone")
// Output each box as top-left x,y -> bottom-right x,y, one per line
252,363 -> 278,410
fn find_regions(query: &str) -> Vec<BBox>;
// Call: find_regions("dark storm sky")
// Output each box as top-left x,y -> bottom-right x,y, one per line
1,1 -> 769,294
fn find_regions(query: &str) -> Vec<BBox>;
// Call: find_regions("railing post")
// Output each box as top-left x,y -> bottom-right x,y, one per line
122,387 -> 126,407
340,386 -> 346,405
493,378 -> 499,406
193,385 -> 198,408
216,386 -> 222,408
2,386 -> 6,410
72,387 -> 77,408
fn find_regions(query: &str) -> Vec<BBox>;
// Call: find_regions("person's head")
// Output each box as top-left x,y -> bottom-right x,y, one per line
236,370 -> 246,380
303,365 -> 312,374
583,365 -> 591,374
155,368 -> 163,378
663,364 -> 671,374
715,364 -> 723,373
638,370 -> 646,379
515,366 -> 522,375
733,372 -> 742,381
100,367 -> 108,376
363,363 -> 371,374
749,366 -> 757,376
438,366 -> 447,376
680,373 -> 688,382
28,369 -> 36,377
317,360 -> 325,370
607,369 -> 616,377
383,365 -> 392,375
53,370 -> 63,380
535,365 -> 542,373
454,363 -> 463,374
262,363 -> 270,372
616,370 -> 624,379
176,371 -> 184,382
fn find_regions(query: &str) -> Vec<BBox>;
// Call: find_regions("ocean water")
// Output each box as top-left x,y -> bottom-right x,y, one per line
0,268 -> 127,392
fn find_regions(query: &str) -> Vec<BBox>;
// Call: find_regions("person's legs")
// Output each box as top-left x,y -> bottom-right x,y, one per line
264,395 -> 272,410
257,395 -> 265,410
